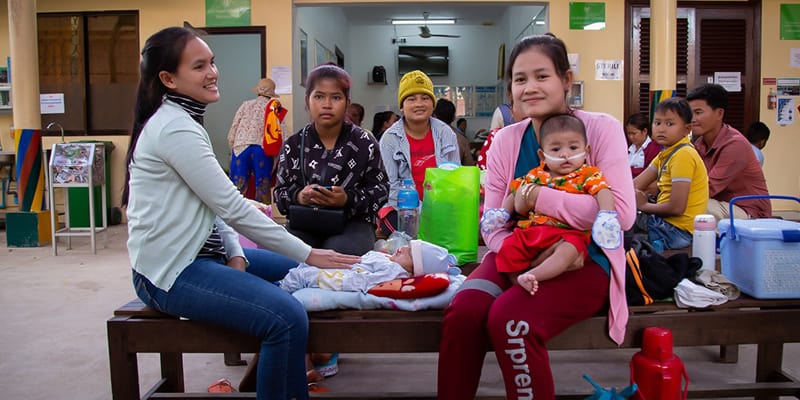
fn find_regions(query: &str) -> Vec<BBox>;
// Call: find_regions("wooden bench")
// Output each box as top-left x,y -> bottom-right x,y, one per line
108,294 -> 800,399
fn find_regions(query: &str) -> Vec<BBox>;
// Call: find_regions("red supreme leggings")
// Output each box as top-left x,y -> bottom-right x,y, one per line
437,252 -> 609,400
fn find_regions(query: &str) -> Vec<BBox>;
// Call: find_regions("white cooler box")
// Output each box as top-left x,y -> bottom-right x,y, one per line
719,218 -> 800,299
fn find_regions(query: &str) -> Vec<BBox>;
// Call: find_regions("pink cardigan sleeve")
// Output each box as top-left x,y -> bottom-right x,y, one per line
482,121 -> 525,253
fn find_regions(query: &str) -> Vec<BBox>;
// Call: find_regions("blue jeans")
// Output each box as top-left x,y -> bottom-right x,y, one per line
133,248 -> 308,400
646,215 -> 692,250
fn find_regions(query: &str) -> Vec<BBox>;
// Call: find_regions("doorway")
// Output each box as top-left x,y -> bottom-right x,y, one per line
199,26 -> 266,168
626,2 -> 760,132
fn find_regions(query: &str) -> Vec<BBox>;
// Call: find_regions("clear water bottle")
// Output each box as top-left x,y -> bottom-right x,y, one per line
692,214 -> 717,271
396,178 -> 419,239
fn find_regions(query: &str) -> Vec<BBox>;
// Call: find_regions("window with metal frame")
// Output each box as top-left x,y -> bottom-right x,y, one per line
37,11 -> 139,136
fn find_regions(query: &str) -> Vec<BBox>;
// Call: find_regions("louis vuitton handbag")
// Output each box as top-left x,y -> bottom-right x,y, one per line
287,127 -> 346,236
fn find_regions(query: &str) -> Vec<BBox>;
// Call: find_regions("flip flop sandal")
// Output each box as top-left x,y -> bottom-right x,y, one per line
207,378 -> 236,393
308,383 -> 330,393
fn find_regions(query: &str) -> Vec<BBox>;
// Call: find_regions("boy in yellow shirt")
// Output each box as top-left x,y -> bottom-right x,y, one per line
633,98 -> 708,250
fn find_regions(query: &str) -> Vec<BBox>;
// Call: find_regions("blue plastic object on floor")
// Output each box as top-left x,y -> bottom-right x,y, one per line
583,374 -> 637,400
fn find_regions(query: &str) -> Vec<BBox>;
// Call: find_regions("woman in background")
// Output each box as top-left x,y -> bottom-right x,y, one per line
379,69 -> 460,206
625,112 -> 662,178
274,63 -> 388,256
371,110 -> 399,141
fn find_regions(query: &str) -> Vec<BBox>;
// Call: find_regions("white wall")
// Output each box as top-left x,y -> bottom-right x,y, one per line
292,6 -> 349,131
347,22 -> 501,138
294,5 -> 549,139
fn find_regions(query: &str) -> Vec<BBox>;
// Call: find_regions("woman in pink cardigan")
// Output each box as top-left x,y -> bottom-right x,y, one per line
437,34 -> 635,400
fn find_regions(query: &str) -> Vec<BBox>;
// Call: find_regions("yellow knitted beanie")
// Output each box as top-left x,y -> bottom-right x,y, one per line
397,70 -> 436,109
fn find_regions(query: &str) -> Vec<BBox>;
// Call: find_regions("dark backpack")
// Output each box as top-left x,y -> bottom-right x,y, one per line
372,66 -> 386,84
625,238 -> 702,306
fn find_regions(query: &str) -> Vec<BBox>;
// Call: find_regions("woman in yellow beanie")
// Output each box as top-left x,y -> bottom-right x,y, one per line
379,69 -> 460,207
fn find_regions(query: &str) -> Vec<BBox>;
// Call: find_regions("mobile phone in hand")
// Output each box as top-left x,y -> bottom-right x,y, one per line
314,185 -> 332,192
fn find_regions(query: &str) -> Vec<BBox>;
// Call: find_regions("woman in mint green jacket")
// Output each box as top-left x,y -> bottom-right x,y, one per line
123,27 -> 358,400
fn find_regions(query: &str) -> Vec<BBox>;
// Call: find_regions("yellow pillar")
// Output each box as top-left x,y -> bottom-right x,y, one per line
649,0 -> 677,114
6,0 -> 47,235
8,0 -> 41,129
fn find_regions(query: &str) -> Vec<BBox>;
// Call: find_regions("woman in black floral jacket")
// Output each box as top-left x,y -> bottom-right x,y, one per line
274,64 -> 389,256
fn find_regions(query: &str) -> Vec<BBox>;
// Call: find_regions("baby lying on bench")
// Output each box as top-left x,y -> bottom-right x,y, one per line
280,239 -> 458,296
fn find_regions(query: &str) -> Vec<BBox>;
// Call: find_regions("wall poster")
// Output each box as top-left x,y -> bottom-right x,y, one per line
569,2 -> 606,30
780,4 -> 800,40
777,97 -> 795,125
205,0 -> 251,27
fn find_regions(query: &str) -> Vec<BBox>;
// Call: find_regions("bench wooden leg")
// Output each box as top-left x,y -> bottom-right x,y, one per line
239,353 -> 258,393
755,342 -> 784,400
159,352 -> 185,393
719,344 -> 739,363
107,318 -> 141,400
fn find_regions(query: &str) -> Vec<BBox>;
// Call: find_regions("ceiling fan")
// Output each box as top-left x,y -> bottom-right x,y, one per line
418,12 -> 460,39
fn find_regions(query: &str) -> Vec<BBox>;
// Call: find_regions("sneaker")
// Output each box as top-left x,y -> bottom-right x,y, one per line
314,352 -> 339,378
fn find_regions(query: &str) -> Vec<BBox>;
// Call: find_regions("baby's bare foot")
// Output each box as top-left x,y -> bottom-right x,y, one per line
517,272 -> 539,296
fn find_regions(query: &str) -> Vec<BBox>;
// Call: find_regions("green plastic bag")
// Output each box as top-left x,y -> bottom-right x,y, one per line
418,165 -> 480,264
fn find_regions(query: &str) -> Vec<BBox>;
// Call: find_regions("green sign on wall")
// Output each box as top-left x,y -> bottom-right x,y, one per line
206,0 -> 251,27
781,4 -> 800,40
569,2 -> 606,31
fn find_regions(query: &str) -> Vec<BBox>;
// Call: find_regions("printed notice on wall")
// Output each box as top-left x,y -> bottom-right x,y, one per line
40,93 -> 65,114
271,66 -> 292,95
568,53 -> 580,75
594,60 -> 623,81
777,97 -> 795,125
475,86 -> 499,117
777,78 -> 800,96
792,48 -> 800,68
714,72 -> 741,92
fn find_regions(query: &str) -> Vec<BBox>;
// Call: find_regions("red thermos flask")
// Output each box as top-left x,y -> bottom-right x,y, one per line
630,327 -> 689,400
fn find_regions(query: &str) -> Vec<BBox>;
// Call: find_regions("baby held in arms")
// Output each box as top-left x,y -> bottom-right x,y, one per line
480,114 -> 621,296
280,239 -> 457,293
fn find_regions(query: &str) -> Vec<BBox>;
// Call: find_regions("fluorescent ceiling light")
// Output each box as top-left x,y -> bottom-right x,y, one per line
392,19 -> 455,25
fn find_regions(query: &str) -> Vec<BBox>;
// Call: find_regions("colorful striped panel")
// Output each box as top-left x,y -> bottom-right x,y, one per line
13,128 -> 44,212
648,90 -> 676,125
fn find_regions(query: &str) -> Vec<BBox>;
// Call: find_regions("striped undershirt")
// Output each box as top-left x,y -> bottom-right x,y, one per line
197,224 -> 227,259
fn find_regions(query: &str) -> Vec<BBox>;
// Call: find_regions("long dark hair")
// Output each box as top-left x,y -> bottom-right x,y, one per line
625,112 -> 650,132
505,34 -> 571,99
371,110 -> 396,138
122,27 -> 199,206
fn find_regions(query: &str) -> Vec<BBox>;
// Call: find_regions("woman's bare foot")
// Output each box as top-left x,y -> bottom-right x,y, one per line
306,368 -> 324,384
517,271 -> 539,295
305,353 -> 324,383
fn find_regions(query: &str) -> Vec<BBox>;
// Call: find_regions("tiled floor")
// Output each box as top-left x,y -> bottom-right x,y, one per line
1,223 -> 798,399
